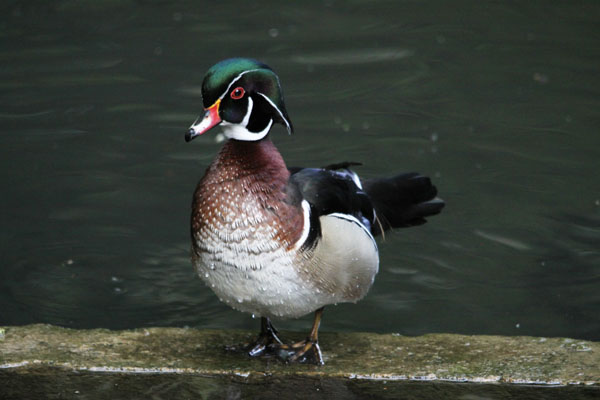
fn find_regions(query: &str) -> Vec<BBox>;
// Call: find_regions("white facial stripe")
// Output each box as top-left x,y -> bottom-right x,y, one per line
214,68 -> 286,141
241,96 -> 253,127
254,119 -> 273,139
218,69 -> 262,101
220,96 -> 271,141
257,92 -> 292,133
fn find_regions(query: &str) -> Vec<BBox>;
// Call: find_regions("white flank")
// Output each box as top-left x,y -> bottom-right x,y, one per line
327,212 -> 377,250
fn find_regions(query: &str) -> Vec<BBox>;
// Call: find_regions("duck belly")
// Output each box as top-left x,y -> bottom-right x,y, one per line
194,250 -> 329,319
193,214 -> 379,319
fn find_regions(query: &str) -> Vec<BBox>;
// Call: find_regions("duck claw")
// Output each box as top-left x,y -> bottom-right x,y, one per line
226,309 -> 325,365
283,339 -> 324,365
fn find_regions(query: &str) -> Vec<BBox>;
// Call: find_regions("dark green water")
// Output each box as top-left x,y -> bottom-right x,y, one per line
1,1 -> 599,342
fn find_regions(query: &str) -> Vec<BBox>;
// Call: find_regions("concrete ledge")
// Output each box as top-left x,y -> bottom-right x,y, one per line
0,324 -> 598,399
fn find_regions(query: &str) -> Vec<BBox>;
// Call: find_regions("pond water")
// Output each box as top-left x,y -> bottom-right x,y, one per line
1,1 -> 599,343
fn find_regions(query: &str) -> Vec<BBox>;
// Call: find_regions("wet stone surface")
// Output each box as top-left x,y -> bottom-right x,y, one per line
0,324 -> 598,399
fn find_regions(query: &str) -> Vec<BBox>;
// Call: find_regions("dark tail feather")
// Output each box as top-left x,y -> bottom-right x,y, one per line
363,172 -> 445,236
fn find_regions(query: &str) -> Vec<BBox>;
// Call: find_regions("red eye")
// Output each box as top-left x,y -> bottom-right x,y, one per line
230,87 -> 245,100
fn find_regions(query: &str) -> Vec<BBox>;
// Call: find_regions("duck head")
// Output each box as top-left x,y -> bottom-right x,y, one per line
186,58 -> 293,142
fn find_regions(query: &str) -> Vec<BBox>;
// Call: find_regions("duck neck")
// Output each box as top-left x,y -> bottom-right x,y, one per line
210,137 -> 290,185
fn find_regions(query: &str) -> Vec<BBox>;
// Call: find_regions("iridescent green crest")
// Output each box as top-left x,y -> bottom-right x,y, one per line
200,58 -> 292,133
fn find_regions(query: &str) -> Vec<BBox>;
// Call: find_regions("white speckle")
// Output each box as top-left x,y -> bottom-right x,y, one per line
237,298 -> 243,304
515,323 -> 521,329
204,272 -> 209,278
268,28 -> 279,38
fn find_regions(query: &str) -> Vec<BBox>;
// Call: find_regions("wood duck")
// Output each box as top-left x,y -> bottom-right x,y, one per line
185,58 -> 444,365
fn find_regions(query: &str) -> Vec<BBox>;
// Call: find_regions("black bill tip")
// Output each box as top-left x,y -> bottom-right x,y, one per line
185,128 -> 195,142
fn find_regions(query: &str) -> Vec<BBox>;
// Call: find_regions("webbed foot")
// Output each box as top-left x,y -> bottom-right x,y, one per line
225,316 -> 283,358
276,338 -> 324,365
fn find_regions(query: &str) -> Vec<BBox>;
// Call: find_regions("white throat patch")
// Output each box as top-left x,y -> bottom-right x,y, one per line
221,96 -> 272,141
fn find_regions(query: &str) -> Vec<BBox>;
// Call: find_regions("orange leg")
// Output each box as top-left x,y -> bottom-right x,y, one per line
285,307 -> 325,365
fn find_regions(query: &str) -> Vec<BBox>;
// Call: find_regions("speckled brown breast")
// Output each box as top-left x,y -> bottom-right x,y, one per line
191,139 -> 304,267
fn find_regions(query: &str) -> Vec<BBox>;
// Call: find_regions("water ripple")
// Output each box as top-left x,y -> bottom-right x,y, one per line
292,48 -> 413,65
474,229 -> 532,251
